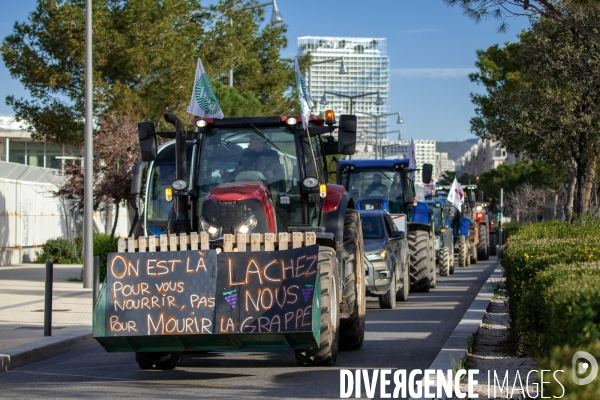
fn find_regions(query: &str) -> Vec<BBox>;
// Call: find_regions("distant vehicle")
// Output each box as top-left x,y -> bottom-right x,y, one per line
359,210 -> 410,309
424,199 -> 455,276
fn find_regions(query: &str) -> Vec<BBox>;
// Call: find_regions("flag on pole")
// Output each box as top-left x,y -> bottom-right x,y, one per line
447,177 -> 465,211
294,58 -> 313,130
188,58 -> 224,119
408,138 -> 416,180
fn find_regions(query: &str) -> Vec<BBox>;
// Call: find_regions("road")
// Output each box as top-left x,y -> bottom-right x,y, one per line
0,257 -> 498,399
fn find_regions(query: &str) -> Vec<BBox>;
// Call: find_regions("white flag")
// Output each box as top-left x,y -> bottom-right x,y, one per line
447,177 -> 465,211
408,138 -> 416,180
188,58 -> 224,119
294,58 -> 313,130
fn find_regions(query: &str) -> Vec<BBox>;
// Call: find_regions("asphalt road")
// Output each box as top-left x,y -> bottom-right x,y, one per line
0,257 -> 498,400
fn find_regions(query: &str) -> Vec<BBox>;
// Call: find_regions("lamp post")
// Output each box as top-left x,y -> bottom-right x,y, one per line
319,90 -> 383,115
83,0 -> 93,289
306,57 -> 347,95
200,1 -> 283,87
356,111 -> 403,159
364,130 -> 402,158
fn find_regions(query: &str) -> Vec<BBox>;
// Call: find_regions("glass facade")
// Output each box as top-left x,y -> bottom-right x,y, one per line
2,138 -> 85,170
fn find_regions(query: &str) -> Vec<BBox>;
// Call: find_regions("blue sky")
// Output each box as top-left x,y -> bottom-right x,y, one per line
0,0 -> 530,142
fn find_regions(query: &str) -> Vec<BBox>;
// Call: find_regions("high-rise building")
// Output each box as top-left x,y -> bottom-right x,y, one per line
435,152 -> 455,181
382,140 -> 436,184
297,36 -> 390,151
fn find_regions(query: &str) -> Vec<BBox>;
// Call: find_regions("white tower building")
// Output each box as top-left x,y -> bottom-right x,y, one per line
297,37 -> 390,151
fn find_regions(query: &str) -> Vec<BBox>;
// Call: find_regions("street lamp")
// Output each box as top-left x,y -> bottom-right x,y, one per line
356,110 -> 404,159
364,130 -> 402,158
306,57 -> 348,94
319,90 -> 384,115
200,1 -> 283,87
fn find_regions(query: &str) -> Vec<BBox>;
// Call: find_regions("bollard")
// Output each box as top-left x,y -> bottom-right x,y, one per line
44,261 -> 53,337
93,256 -> 100,307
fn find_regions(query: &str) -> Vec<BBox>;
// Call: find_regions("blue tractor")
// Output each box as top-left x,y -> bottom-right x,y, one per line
338,160 -> 436,292
433,187 -> 472,268
423,199 -> 455,276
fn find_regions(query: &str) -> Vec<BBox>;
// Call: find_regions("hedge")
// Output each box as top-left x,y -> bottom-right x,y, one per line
93,234 -> 120,282
518,262 -> 600,356
34,237 -> 82,264
538,341 -> 600,399
501,219 -> 600,355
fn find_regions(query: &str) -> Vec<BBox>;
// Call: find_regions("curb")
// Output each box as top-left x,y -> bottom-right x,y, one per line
412,262 -> 503,400
0,329 -> 95,373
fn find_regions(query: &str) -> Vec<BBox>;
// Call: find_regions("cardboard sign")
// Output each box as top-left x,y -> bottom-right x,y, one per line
104,245 -> 319,337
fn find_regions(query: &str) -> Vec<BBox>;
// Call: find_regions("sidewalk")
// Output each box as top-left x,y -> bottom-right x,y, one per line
0,263 -> 96,372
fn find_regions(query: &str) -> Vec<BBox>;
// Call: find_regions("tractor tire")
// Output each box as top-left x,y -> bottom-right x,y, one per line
379,270 -> 397,309
470,244 -> 478,264
439,247 -> 450,276
135,351 -> 182,370
429,235 -> 437,288
396,255 -> 410,302
458,236 -> 467,268
338,209 -> 366,351
489,232 -> 497,256
408,230 -> 431,292
449,245 -> 455,274
295,247 -> 340,366
477,225 -> 489,261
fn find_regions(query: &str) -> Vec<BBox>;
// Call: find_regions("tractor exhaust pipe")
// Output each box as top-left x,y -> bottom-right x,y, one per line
164,113 -> 190,234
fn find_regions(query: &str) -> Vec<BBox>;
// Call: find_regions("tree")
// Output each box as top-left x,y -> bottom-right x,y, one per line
438,170 -> 456,186
469,7 -> 600,220
444,0 -> 600,43
1,0 -> 300,145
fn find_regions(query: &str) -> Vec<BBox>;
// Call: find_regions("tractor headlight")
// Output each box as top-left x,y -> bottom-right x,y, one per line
200,218 -> 220,239
366,249 -> 386,260
235,215 -> 258,235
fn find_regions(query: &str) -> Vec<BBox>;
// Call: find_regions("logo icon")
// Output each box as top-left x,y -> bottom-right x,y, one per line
194,73 -> 222,115
572,351 -> 598,385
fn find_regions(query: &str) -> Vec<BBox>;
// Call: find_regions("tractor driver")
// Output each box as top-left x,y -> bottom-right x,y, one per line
219,135 -> 285,190
365,173 -> 387,197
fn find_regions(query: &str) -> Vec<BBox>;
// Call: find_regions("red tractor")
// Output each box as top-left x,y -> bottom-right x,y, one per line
93,112 -> 366,368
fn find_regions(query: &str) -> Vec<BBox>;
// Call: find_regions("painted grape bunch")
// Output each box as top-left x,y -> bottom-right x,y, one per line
223,290 -> 237,310
302,285 -> 314,303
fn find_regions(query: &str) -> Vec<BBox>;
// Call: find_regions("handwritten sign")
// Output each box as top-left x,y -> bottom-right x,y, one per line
104,245 -> 319,337
215,245 -> 319,334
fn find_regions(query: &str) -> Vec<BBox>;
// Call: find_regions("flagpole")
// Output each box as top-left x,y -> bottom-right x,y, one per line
305,125 -> 321,183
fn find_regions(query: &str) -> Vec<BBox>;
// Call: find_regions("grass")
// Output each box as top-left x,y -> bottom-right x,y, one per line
450,353 -> 474,382
67,277 -> 82,282
489,278 -> 504,299
467,331 -> 479,354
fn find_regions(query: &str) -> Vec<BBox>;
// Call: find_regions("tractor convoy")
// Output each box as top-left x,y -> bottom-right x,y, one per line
92,111 -> 496,370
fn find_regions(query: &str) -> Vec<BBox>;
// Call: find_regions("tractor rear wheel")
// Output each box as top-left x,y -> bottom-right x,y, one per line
295,247 -> 340,366
339,209 -> 366,351
489,232 -> 497,256
135,352 -> 182,370
458,236 -> 467,268
477,224 -> 489,260
470,243 -> 477,264
409,230 -> 431,292
439,247 -> 450,276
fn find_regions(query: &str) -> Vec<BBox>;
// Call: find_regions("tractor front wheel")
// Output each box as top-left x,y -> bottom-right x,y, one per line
477,224 -> 489,261
439,247 -> 450,276
458,236 -> 467,268
295,247 -> 340,366
489,232 -> 497,256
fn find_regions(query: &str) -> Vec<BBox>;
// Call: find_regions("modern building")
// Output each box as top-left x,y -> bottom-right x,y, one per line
0,115 -> 82,170
456,139 -> 520,177
297,36 -> 390,152
382,140 -> 436,183
435,152 -> 455,181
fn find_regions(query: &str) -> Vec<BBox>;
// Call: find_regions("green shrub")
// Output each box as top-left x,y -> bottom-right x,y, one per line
501,219 -> 600,354
93,234 -> 120,281
518,263 -> 600,356
34,237 -> 82,264
538,341 -> 600,399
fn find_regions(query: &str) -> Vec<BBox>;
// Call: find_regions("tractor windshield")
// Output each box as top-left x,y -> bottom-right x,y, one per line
347,170 -> 404,213
198,127 -> 302,231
